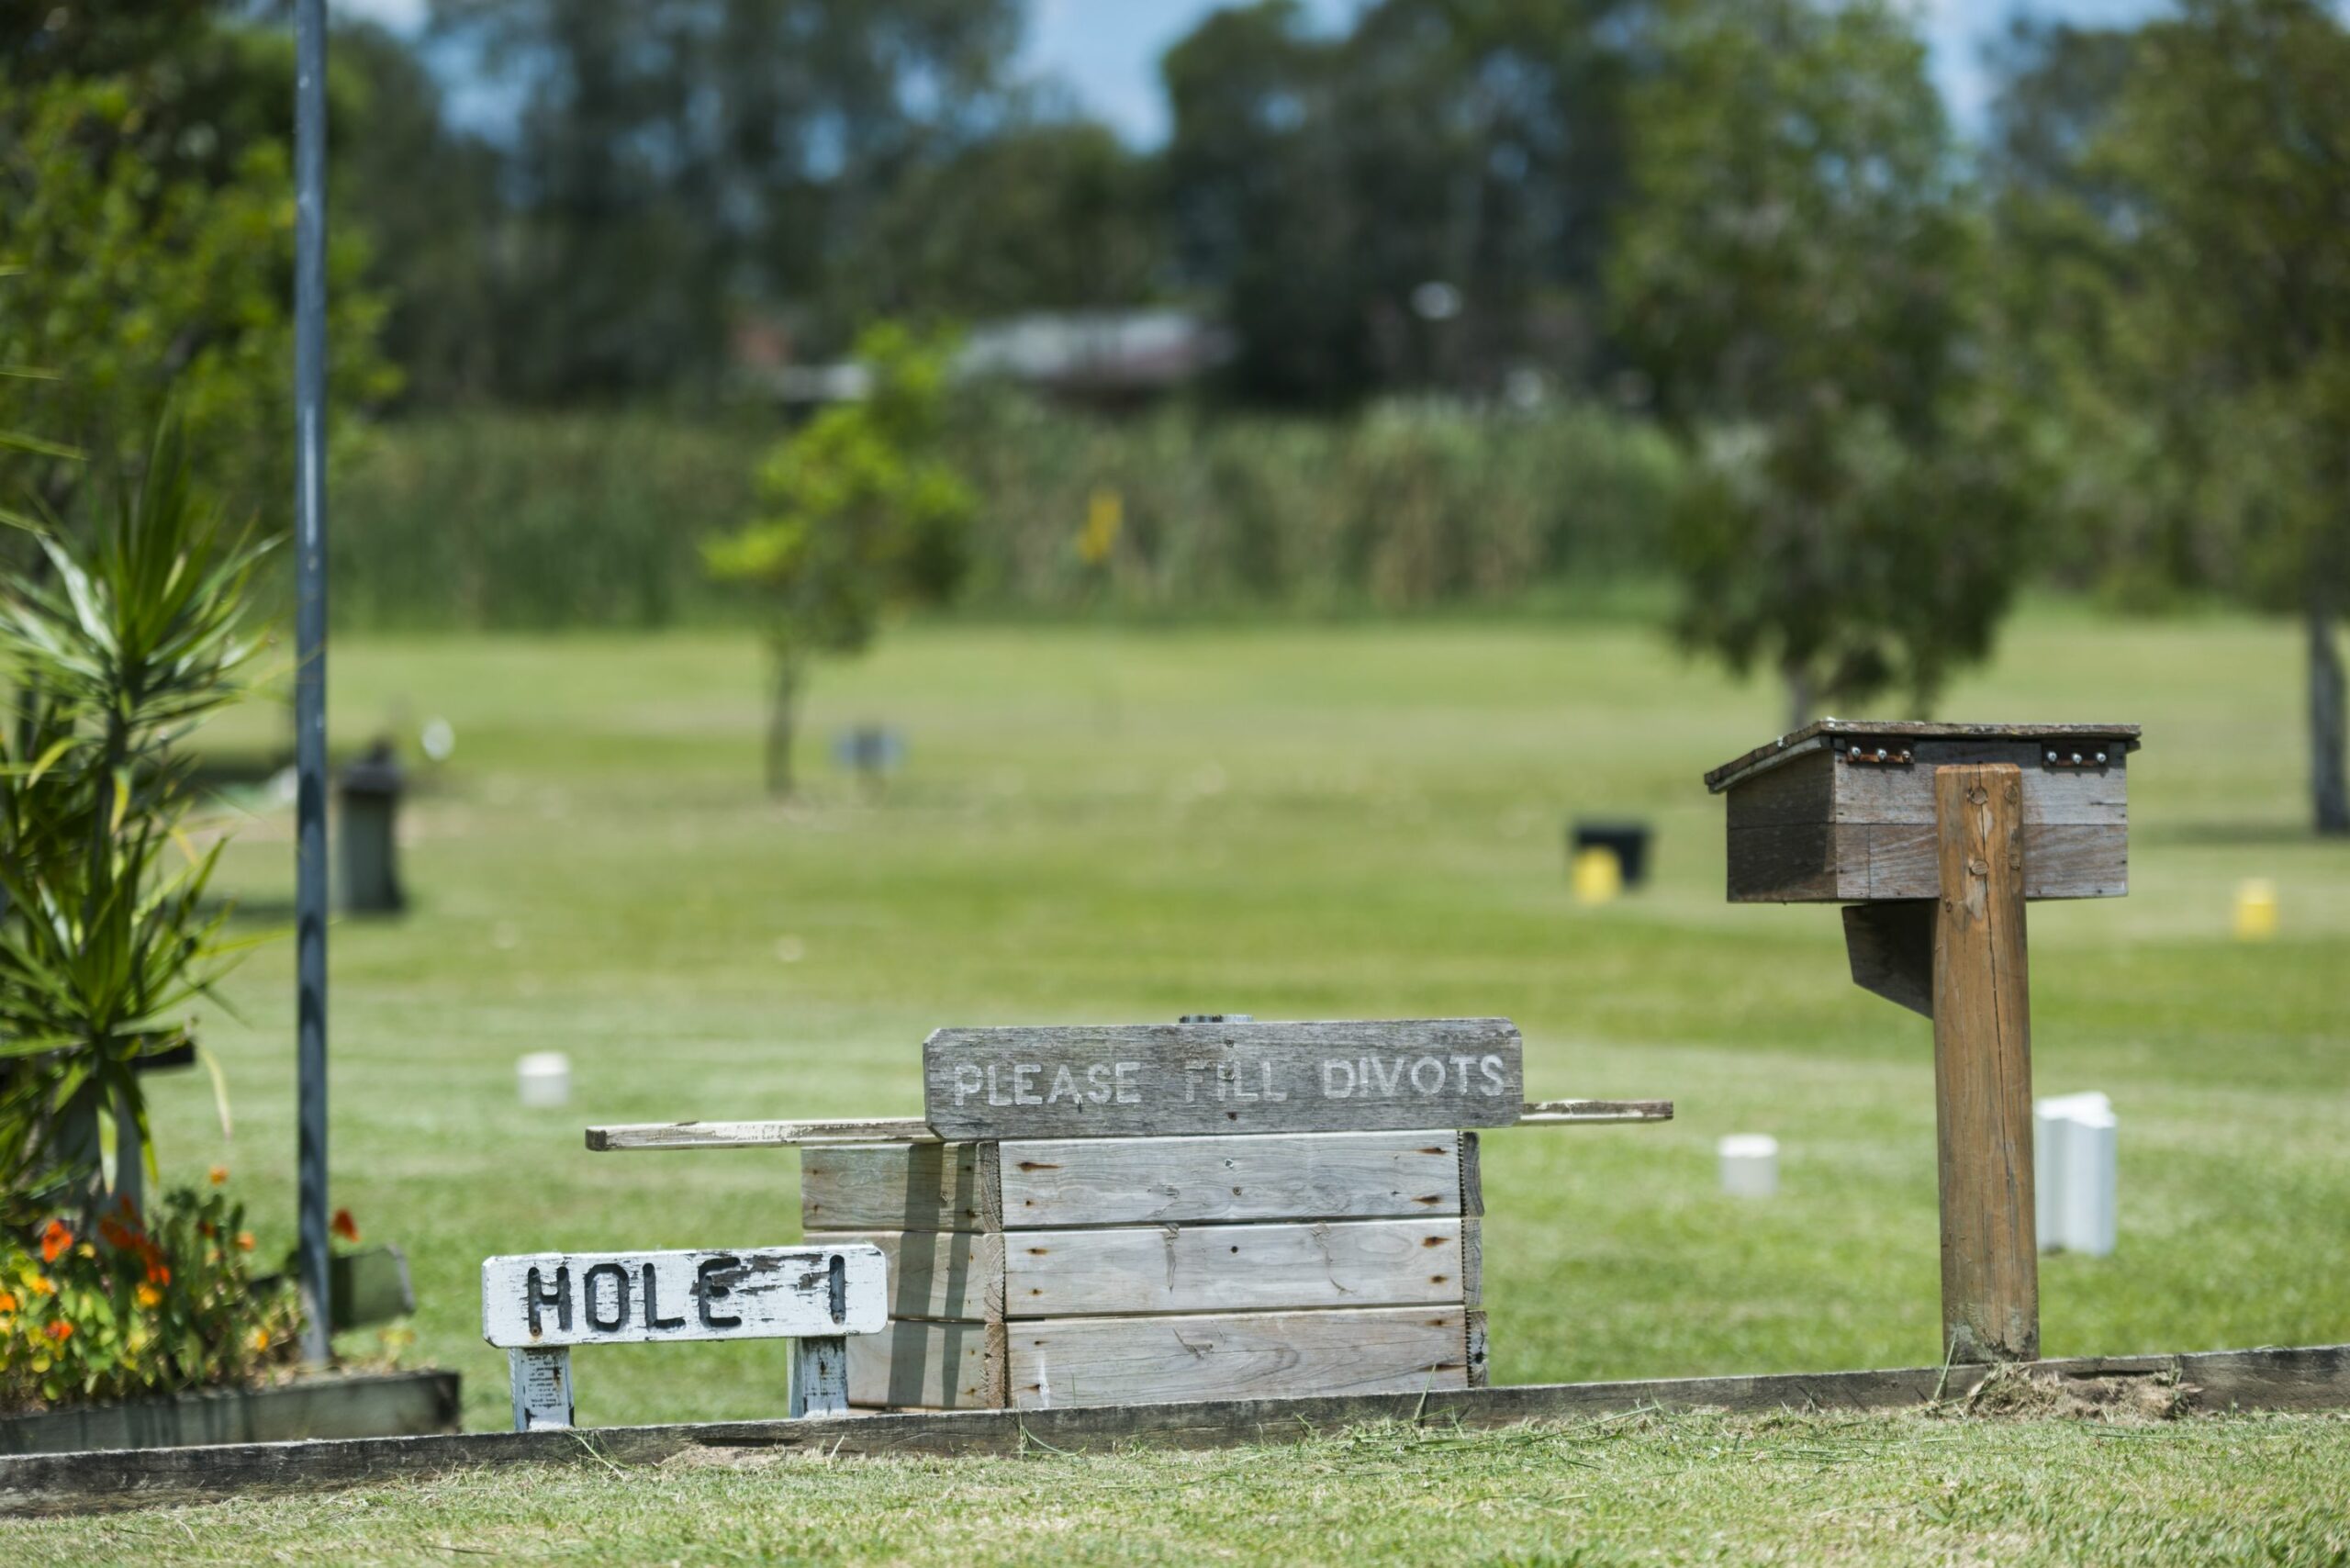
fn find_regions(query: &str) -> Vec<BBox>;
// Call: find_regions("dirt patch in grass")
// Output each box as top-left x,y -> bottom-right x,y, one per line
1940,1361 -> 2192,1423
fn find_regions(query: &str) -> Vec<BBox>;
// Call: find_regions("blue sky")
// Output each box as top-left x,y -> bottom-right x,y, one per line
342,0 -> 2168,141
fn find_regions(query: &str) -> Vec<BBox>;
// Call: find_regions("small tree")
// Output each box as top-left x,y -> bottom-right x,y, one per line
704,324 -> 971,796
0,417 -> 271,1224
1609,0 -> 2026,729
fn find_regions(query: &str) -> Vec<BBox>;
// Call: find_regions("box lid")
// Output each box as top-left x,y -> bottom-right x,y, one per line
1704,720 -> 2142,794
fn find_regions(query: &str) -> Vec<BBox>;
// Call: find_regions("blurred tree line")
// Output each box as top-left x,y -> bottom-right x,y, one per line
3,0 -> 2345,827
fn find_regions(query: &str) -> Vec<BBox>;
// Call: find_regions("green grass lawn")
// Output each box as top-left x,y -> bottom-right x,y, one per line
22,611 -> 2340,1543
6,1408 -> 2345,1565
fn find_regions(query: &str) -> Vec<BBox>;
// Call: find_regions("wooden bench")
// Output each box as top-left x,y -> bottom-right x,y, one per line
588,1018 -> 1670,1412
481,1244 -> 888,1428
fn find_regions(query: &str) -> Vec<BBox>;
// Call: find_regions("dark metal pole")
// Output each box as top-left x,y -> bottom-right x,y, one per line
294,0 -> 332,1365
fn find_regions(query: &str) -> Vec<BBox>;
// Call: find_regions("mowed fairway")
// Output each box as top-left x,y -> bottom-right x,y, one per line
133,612 -> 2350,1438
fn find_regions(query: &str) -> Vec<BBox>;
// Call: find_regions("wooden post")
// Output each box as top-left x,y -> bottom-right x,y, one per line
789,1337 -> 850,1417
1931,764 -> 2038,1362
509,1347 -> 574,1431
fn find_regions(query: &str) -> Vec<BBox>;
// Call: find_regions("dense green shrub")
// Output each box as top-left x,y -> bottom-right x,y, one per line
327,397 -> 1684,630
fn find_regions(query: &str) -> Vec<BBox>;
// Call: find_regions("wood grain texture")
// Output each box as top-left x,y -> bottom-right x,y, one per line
804,1230 -> 1002,1322
1008,1306 -> 1472,1408
923,1019 -> 1524,1139
1516,1100 -> 1674,1125
998,1131 -> 1466,1227
507,1349 -> 573,1432
0,1372 -> 460,1459
1729,822 -> 2127,902
480,1247 -> 887,1348
10,1344 -> 2344,1514
845,1319 -> 1004,1410
1460,1218 -> 1482,1308
1460,1131 -> 1483,1219
801,1143 -> 1002,1234
1465,1309 -> 1489,1388
788,1338 -> 850,1418
1003,1219 -> 1467,1318
1843,902 -> 1935,1018
1932,764 -> 2040,1363
587,1117 -> 938,1151
1725,745 -> 2127,829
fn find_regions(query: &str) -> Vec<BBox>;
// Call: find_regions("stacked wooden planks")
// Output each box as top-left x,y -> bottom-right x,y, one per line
802,1130 -> 1486,1411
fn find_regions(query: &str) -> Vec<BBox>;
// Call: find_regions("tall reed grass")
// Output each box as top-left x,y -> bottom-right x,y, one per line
327,395 -> 1683,629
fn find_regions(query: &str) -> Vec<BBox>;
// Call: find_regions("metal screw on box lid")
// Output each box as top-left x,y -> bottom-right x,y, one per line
1177,1014 -> 1253,1024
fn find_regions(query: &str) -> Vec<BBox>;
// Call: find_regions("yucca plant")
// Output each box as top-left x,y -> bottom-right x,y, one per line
0,414 -> 274,1226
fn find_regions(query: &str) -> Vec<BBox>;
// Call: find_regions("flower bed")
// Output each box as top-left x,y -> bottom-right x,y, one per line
2,1185 -> 299,1415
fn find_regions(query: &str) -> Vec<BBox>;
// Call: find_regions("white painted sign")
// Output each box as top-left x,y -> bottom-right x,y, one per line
481,1246 -> 887,1350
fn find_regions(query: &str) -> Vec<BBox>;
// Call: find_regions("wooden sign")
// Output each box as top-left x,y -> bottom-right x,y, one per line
481,1247 -> 887,1349
922,1018 -> 1524,1140
482,1244 -> 888,1431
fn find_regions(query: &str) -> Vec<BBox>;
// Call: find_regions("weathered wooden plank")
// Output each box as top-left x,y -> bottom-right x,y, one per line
801,1142 -> 1002,1233
587,1117 -> 939,1151
1868,822 -> 2126,901
845,1319 -> 1004,1410
789,1338 -> 851,1418
508,1348 -> 573,1432
480,1247 -> 886,1349
1465,1309 -> 1489,1388
1726,822 -> 1843,902
1460,1217 -> 1482,1308
805,1229 -> 1003,1322
7,1344 -> 2344,1516
925,1019 -> 1525,1140
1724,748 -> 1835,830
1833,750 -> 2125,826
1459,1131 -> 1483,1218
1843,901 -> 1935,1018
0,1372 -> 460,1459
1003,1219 -> 1467,1318
1932,765 -> 2039,1363
998,1131 -> 1466,1227
603,1103 -> 1659,1155
1733,822 -> 2129,902
1009,1306 -> 1472,1408
1517,1099 -> 1674,1125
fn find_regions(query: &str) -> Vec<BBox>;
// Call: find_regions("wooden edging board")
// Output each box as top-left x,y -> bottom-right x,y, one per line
5,1343 -> 2343,1518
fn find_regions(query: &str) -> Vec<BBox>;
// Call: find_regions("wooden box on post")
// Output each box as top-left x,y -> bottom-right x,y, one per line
1704,722 -> 2142,1368
1707,722 -> 2138,904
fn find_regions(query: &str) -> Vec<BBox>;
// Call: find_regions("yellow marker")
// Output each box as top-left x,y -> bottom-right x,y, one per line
1078,487 -> 1124,566
1572,846 -> 1623,905
2233,879 -> 2278,941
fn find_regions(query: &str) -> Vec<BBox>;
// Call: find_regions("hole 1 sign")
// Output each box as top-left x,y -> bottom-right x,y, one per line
481,1245 -> 888,1429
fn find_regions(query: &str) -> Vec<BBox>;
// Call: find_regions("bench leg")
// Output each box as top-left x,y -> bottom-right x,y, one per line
789,1336 -> 850,1418
509,1346 -> 575,1432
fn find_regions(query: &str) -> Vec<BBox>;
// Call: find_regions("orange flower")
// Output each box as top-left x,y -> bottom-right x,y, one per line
0,1291 -> 16,1313
26,1274 -> 53,1296
235,1231 -> 255,1251
136,1283 -> 163,1309
247,1327 -> 270,1352
99,1217 -> 137,1249
39,1220 -> 72,1262
45,1319 -> 73,1343
208,1164 -> 229,1185
144,1260 -> 172,1287
330,1209 -> 360,1243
